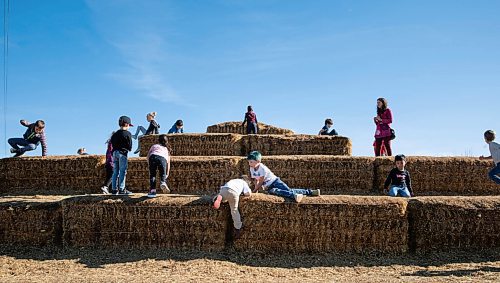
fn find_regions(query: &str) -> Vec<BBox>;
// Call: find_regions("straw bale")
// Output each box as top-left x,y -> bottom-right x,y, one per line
234,194 -> 408,254
246,135 -> 352,156
62,195 -> 228,251
126,156 -> 242,194
408,196 -> 500,253
0,155 -> 105,194
374,157 -> 500,195
0,195 -> 65,246
206,121 -> 294,135
239,156 -> 375,194
138,134 -> 244,157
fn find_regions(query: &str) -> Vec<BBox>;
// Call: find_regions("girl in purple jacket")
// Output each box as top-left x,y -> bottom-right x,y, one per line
374,98 -> 393,156
101,132 -> 115,194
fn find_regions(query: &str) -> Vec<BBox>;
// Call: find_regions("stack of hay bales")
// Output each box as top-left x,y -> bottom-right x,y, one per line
246,135 -> 352,156
238,156 -> 375,194
139,134 -> 244,157
126,156 -> 242,194
374,157 -> 500,195
0,196 -> 64,246
0,156 -> 104,195
206,121 -> 294,135
234,194 -> 409,254
62,195 -> 228,251
408,196 -> 500,253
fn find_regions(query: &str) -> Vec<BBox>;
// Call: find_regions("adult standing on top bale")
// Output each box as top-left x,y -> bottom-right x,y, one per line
242,105 -> 258,134
8,119 -> 47,157
480,130 -> 500,185
374,98 -> 393,156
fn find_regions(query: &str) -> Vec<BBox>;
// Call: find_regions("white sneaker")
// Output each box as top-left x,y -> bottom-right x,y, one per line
160,182 -> 170,193
134,149 -> 140,154
294,194 -> 304,203
10,148 -> 16,153
101,186 -> 110,195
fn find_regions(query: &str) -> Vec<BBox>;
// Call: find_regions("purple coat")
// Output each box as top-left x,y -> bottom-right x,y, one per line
375,108 -> 393,138
105,142 -> 114,168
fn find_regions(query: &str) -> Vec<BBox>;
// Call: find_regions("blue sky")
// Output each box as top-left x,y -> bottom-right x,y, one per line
1,0 -> 499,157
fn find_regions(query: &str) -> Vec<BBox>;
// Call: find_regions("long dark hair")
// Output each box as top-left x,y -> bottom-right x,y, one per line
377,98 -> 388,115
158,134 -> 172,153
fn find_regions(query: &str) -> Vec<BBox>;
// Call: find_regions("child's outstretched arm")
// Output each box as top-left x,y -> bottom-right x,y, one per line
20,120 -> 30,127
253,176 -> 264,193
407,171 -> 414,197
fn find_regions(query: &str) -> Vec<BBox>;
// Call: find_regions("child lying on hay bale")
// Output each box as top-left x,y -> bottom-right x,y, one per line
246,151 -> 320,203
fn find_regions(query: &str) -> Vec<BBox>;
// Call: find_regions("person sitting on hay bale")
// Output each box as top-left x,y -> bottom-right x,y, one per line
318,118 -> 338,136
246,151 -> 320,203
8,119 -> 47,157
168,119 -> 184,134
480,130 -> 500,185
132,111 -> 161,154
212,176 -> 252,239
146,134 -> 171,198
384,154 -> 413,197
77,148 -> 89,155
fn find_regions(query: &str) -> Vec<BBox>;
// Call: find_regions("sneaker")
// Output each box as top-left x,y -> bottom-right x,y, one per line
134,149 -> 140,154
13,151 -> 24,157
212,195 -> 222,209
147,189 -> 157,198
233,228 -> 242,240
101,186 -> 110,195
111,189 -> 118,195
311,189 -> 321,196
9,148 -> 17,153
118,189 -> 134,196
160,182 -> 170,193
294,194 -> 304,203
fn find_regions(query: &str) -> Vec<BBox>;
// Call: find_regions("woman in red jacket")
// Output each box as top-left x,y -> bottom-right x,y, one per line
374,98 -> 393,156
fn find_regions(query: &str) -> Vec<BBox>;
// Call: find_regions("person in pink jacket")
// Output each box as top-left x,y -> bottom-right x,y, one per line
374,98 -> 393,156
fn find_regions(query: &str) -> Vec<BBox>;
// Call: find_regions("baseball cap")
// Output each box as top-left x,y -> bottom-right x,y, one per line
119,116 -> 134,127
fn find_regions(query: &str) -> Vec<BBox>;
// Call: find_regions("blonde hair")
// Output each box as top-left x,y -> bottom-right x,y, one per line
147,112 -> 157,119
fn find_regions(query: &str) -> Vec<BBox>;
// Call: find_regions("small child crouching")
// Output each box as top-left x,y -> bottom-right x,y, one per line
147,134 -> 171,198
384,154 -> 413,197
247,151 -> 320,203
480,130 -> 500,185
212,176 -> 252,239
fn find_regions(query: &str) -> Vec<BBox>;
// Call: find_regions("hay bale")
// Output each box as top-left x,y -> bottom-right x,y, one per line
408,196 -> 500,253
246,135 -> 352,156
0,155 -> 105,195
0,196 -> 65,246
126,156 -> 242,194
239,156 -> 375,194
62,195 -> 228,251
374,157 -> 500,195
234,194 -> 408,254
139,134 -> 244,157
206,121 -> 294,135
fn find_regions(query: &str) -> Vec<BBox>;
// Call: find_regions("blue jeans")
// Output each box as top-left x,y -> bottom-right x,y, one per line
133,126 -> 146,139
8,138 -> 37,154
111,151 -> 128,191
267,178 -> 312,199
389,185 -> 411,197
246,122 -> 258,134
489,162 -> 500,185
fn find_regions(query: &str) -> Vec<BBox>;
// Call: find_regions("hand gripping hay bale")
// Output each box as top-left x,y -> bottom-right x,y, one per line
234,194 -> 409,254
206,121 -> 294,135
246,135 -> 352,156
408,196 -> 500,253
374,157 -> 500,195
62,195 -> 229,251
0,195 -> 65,246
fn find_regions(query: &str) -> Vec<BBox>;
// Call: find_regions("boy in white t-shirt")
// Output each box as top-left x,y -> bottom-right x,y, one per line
212,176 -> 252,239
246,151 -> 320,203
480,130 -> 500,185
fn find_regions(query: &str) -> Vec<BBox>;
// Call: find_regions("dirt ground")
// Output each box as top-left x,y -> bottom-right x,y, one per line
0,246 -> 499,282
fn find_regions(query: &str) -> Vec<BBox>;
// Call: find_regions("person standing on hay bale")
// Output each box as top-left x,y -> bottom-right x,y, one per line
480,130 -> 500,185
384,154 -> 413,197
212,176 -> 252,239
374,98 -> 393,156
147,134 -> 171,198
247,151 -> 320,203
132,112 -> 161,154
168,119 -> 184,134
242,105 -> 258,134
110,116 -> 134,195
8,119 -> 47,157
318,118 -> 338,136
101,132 -> 115,195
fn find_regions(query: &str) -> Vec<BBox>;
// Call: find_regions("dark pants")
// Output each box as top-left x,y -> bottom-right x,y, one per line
103,164 -> 113,187
375,137 -> 392,156
8,138 -> 37,154
489,162 -> 500,185
246,122 -> 258,134
149,154 -> 168,190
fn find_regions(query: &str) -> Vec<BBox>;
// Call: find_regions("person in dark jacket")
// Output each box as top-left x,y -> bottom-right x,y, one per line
384,154 -> 413,197
132,112 -> 160,154
101,132 -> 115,194
318,118 -> 338,136
110,116 -> 134,195
242,105 -> 258,134
8,119 -> 47,157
